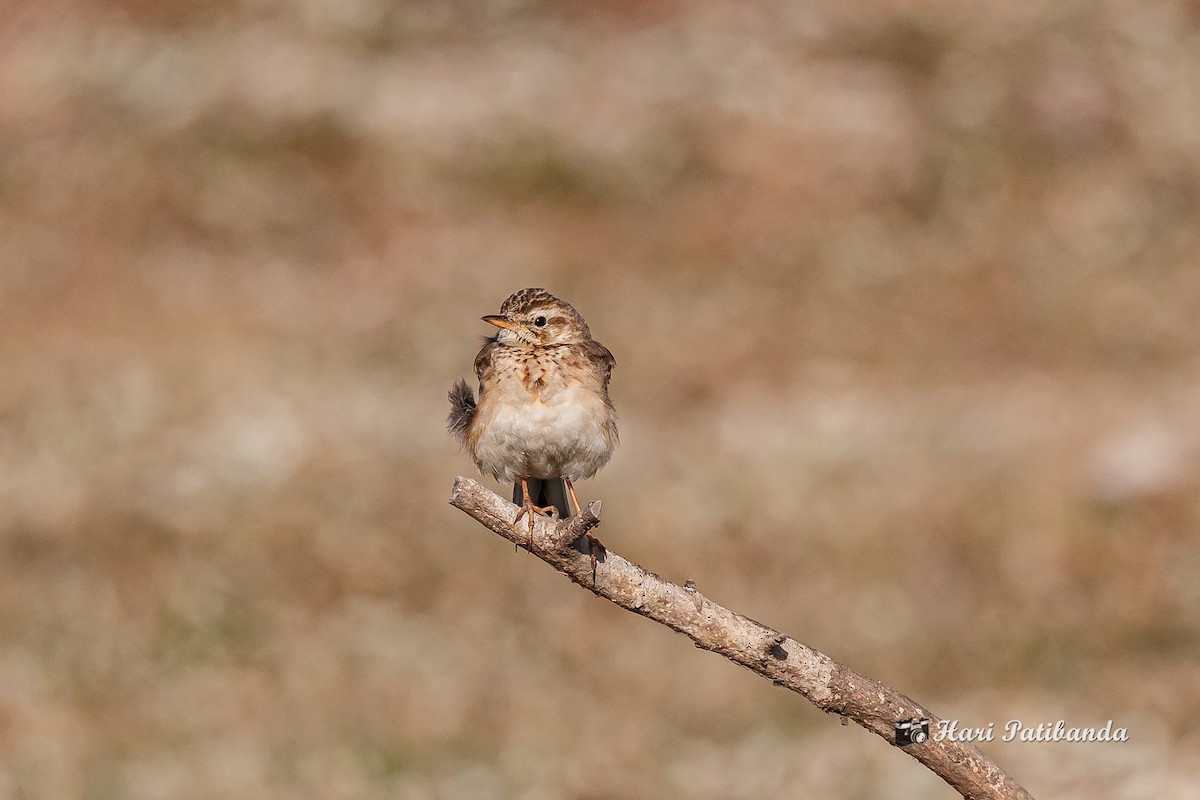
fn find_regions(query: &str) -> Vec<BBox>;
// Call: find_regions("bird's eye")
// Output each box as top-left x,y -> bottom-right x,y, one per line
533,316 -> 547,328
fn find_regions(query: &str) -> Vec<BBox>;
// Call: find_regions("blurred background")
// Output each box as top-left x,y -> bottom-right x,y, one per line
1,1 -> 1198,797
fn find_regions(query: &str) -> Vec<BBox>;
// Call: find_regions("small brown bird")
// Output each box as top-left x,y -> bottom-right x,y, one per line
448,288 -> 618,547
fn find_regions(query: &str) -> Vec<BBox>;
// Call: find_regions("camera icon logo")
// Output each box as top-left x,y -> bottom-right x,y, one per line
895,717 -> 930,746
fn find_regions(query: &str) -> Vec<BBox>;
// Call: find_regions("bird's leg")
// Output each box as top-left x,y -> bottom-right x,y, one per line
513,476 -> 558,550
565,478 -> 599,582
564,478 -> 581,517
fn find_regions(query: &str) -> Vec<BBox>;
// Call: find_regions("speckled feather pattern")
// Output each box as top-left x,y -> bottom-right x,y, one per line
447,288 -> 617,485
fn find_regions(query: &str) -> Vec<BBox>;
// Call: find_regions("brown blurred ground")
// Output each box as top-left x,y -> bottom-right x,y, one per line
1,1 -> 1199,798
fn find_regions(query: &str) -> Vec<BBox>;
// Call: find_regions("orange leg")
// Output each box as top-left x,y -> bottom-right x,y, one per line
513,476 -> 558,550
564,479 -> 582,516
565,478 -> 599,582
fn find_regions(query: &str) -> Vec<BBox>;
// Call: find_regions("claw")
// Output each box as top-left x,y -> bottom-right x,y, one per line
566,478 -> 600,582
561,479 -> 600,585
514,476 -> 558,550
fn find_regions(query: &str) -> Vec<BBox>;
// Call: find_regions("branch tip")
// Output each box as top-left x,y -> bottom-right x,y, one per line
448,475 -> 470,505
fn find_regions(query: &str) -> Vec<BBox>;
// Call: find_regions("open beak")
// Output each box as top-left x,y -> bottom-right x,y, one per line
482,314 -> 523,333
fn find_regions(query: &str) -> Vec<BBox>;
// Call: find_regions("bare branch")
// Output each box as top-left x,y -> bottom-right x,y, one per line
449,477 -> 1034,800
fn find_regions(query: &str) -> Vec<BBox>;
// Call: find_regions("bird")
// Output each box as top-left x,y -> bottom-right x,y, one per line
447,288 -> 618,552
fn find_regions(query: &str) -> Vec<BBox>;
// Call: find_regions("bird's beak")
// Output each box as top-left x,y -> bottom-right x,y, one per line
482,314 -> 522,333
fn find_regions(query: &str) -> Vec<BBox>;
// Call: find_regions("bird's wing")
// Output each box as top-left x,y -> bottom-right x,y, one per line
473,338 -> 499,392
580,339 -> 616,389
446,339 -> 500,446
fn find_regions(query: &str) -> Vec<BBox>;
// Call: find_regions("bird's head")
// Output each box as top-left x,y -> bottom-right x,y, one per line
482,288 -> 592,346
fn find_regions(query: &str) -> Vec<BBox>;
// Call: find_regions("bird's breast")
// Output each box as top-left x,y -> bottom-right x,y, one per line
468,349 -> 615,482
514,349 -> 569,396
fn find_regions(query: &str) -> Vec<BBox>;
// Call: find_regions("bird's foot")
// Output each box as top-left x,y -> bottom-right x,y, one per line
514,502 -> 559,550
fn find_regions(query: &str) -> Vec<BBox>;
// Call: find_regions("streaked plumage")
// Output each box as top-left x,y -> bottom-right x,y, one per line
448,288 -> 617,522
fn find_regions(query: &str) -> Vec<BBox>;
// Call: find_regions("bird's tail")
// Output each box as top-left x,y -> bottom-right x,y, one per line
515,478 -> 571,519
447,378 -> 476,444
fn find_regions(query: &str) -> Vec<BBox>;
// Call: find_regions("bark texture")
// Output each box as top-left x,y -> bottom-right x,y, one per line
449,476 -> 1034,800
